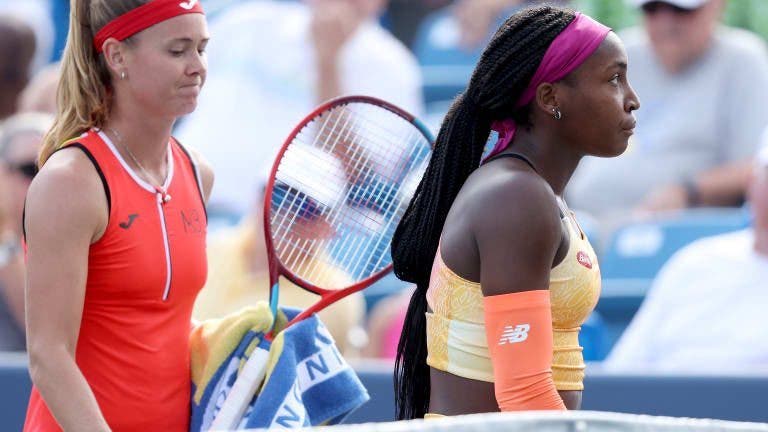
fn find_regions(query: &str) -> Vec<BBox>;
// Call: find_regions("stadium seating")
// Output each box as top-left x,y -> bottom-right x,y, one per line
600,208 -> 750,280
595,207 -> 751,356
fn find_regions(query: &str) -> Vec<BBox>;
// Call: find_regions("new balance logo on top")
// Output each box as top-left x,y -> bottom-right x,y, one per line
498,324 -> 530,345
179,0 -> 198,9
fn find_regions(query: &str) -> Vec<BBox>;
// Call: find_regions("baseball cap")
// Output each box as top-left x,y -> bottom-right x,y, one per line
274,143 -> 347,214
629,0 -> 708,9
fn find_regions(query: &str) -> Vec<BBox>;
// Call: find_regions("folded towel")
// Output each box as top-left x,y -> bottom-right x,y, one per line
189,302 -> 369,430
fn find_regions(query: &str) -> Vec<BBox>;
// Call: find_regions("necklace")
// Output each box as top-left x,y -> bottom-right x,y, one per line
110,127 -> 172,203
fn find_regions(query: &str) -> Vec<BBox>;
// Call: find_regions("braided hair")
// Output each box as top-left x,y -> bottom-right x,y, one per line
391,5 -> 577,420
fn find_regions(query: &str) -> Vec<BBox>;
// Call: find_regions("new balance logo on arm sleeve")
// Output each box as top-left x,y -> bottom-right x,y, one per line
498,324 -> 530,345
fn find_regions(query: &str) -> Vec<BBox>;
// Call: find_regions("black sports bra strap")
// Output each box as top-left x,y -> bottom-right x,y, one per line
483,152 -> 537,173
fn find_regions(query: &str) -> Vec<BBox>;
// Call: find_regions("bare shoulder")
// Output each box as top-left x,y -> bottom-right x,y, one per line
28,147 -> 105,206
175,142 -> 214,203
464,168 -> 561,239
461,168 -> 562,297
25,148 -> 108,243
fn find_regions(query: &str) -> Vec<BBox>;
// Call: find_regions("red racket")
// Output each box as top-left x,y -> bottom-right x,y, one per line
210,95 -> 433,428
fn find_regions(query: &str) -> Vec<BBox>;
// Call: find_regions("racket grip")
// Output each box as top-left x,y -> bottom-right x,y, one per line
209,347 -> 271,430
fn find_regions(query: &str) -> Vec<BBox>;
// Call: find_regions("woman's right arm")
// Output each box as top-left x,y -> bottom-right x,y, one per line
25,148 -> 111,431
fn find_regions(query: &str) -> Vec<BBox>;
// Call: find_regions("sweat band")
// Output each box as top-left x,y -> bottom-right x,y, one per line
483,289 -> 566,411
93,0 -> 205,53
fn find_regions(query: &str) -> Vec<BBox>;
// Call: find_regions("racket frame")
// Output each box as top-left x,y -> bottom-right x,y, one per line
211,95 -> 432,430
262,95 -> 433,329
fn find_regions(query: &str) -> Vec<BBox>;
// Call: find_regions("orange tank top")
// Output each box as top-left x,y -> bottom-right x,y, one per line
24,130 -> 208,431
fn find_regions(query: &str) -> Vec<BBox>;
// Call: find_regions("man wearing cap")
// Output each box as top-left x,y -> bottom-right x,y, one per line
176,0 -> 423,217
193,146 -> 367,356
605,143 -> 768,372
568,0 -> 768,229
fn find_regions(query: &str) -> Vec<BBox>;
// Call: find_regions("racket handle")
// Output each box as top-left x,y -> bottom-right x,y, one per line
209,347 -> 271,430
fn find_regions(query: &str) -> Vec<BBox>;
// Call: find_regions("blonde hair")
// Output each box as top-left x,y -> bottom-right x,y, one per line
39,0 -> 148,165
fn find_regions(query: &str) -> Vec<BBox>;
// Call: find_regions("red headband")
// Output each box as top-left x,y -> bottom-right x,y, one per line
93,0 -> 205,53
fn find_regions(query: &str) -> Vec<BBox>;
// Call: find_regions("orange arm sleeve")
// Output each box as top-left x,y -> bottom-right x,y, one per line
483,290 -> 566,411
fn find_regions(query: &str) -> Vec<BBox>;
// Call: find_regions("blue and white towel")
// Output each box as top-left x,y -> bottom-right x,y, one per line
190,302 -> 369,431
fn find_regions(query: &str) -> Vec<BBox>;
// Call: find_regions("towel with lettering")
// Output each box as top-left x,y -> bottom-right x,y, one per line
189,302 -> 369,430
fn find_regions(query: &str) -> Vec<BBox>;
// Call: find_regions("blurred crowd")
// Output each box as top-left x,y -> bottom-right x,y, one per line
1,0 -> 767,372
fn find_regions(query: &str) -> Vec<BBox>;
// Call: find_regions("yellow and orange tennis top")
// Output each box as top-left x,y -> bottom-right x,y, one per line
425,204 -> 601,391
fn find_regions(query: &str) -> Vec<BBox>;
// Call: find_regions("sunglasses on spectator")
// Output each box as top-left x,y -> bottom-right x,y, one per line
642,1 -> 699,15
7,161 -> 38,179
272,182 -> 327,221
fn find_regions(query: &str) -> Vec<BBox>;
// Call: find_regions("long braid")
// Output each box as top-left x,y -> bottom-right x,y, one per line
391,6 -> 577,420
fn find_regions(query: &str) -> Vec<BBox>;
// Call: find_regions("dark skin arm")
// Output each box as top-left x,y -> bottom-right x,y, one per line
426,32 -> 639,415
429,158 -> 579,415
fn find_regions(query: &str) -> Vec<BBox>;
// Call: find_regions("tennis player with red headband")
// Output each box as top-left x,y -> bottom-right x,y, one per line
23,1 -> 212,430
392,6 -> 639,418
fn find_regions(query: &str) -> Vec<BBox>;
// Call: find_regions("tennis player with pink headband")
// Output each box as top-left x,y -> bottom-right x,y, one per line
392,6 -> 639,418
24,1 -> 212,430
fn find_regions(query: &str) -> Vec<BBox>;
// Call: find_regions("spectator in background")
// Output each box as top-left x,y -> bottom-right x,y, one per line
0,1 -> 53,72
177,0 -> 424,216
452,0 -> 571,50
194,149 -> 366,356
568,0 -> 768,230
605,143 -> 768,372
19,62 -> 60,115
383,0 -> 450,48
412,0 -> 571,57
0,112 -> 53,351
0,15 -> 36,121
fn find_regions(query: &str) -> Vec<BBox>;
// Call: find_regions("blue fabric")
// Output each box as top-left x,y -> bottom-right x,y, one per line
50,0 -> 69,62
190,306 -> 369,430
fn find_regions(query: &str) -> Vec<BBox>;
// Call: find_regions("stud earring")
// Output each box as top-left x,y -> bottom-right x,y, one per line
552,107 -> 562,120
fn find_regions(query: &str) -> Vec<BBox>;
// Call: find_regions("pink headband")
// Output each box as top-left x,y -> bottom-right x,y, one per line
483,12 -> 611,161
93,0 -> 205,53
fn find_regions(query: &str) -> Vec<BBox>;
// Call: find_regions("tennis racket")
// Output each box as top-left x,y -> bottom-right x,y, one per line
209,95 -> 433,429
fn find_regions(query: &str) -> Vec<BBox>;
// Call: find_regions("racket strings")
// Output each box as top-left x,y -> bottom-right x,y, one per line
269,102 -> 431,287
279,108 -> 379,284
